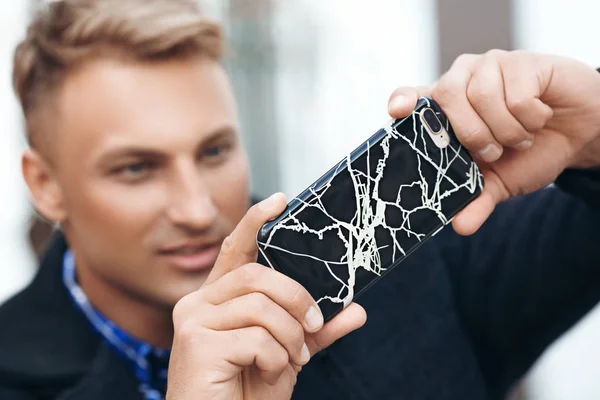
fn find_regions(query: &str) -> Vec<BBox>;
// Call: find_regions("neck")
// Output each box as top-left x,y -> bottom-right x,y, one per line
75,257 -> 174,348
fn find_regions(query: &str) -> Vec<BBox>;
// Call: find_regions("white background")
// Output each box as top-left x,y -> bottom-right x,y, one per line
0,0 -> 36,304
1,1 -> 600,398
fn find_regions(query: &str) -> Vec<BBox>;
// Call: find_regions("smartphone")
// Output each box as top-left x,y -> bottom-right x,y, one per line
256,97 -> 483,322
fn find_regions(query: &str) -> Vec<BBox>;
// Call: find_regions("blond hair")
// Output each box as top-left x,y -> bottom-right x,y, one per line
13,0 -> 224,146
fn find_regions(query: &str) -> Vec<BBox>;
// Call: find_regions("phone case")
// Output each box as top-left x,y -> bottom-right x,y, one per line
257,97 -> 484,322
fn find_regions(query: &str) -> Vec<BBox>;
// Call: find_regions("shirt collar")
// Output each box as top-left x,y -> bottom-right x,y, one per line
63,249 -> 170,400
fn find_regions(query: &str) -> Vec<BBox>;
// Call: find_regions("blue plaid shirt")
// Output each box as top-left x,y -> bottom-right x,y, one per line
63,250 -> 170,400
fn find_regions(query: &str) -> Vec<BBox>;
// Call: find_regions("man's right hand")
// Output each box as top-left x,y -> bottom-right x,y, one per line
166,193 -> 367,400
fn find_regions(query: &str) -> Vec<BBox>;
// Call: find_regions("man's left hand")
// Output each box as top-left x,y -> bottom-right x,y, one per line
388,50 -> 600,235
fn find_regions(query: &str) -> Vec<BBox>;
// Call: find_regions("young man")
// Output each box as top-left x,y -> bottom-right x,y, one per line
1,0 -> 599,399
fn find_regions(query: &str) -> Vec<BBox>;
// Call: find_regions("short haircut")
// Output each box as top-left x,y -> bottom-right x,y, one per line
13,0 -> 224,147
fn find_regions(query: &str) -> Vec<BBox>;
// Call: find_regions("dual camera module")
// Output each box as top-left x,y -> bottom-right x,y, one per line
419,108 -> 450,149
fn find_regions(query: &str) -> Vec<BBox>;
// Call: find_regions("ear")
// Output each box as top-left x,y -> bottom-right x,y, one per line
22,149 -> 67,223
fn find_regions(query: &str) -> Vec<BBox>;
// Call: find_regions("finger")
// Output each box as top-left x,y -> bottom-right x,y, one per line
451,169 -> 510,235
224,326 -> 290,385
205,192 -> 287,285
501,55 -> 554,134
305,302 -> 367,356
433,54 -> 504,163
388,86 -> 433,119
204,292 -> 310,367
467,52 -> 534,150
202,263 -> 324,333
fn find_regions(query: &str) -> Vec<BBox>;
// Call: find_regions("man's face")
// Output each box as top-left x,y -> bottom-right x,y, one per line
48,56 -> 250,308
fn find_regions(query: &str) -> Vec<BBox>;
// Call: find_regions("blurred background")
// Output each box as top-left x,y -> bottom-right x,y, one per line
1,0 -> 600,398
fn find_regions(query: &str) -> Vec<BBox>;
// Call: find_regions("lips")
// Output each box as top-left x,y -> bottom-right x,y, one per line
158,241 -> 221,272
167,246 -> 208,255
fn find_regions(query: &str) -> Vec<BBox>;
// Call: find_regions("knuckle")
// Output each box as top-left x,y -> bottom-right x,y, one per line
172,292 -> 213,334
458,126 -> 489,147
506,96 -> 530,115
172,293 -> 197,326
231,328 -> 242,344
247,201 -> 265,220
467,81 -> 494,106
222,298 -> 235,308
527,117 -> 546,132
497,126 -> 529,145
219,233 -> 256,260
237,262 -> 266,285
486,48 -> 507,59
273,347 -> 290,371
432,80 -> 460,103
252,326 -> 274,349
248,292 -> 272,313
171,299 -> 187,326
219,234 -> 234,254
289,320 -> 305,347
287,281 -> 307,305
454,53 -> 477,67
176,319 -> 200,343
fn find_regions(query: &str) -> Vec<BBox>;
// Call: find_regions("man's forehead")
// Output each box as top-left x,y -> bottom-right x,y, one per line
61,57 -> 231,111
52,57 -> 237,155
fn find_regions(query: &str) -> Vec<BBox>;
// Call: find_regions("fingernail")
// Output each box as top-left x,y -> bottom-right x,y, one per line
477,144 -> 502,163
259,192 -> 283,211
388,95 -> 408,112
305,306 -> 323,331
300,343 -> 311,364
515,139 -> 533,150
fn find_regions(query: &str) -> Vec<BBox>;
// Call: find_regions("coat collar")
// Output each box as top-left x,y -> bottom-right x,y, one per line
0,232 -> 140,399
59,343 -> 141,400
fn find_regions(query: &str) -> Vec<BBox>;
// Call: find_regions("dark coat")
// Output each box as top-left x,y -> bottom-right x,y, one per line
1,169 -> 599,400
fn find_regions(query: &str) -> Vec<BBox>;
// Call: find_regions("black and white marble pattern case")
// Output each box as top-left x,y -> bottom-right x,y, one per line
257,97 -> 484,322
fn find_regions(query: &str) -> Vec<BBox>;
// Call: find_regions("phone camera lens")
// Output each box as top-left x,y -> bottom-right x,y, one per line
422,108 -> 443,134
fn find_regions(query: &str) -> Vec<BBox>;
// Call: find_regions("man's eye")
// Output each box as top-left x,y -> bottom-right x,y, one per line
125,163 -> 148,173
113,162 -> 155,179
204,146 -> 224,157
202,144 -> 233,163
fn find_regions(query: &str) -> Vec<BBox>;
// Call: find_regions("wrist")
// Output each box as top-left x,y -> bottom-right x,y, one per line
564,67 -> 600,169
568,135 -> 600,170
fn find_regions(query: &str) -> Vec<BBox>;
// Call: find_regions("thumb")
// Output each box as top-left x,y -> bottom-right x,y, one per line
451,169 -> 510,235
388,86 -> 433,119
204,192 -> 288,285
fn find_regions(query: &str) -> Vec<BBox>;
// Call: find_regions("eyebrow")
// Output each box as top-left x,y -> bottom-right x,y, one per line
96,126 -> 237,164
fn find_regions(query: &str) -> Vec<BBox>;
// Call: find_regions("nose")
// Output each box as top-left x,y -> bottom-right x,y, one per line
166,165 -> 217,231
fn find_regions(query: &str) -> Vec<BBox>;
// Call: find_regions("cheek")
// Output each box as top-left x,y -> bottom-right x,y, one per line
65,178 -> 166,240
208,152 -> 251,226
